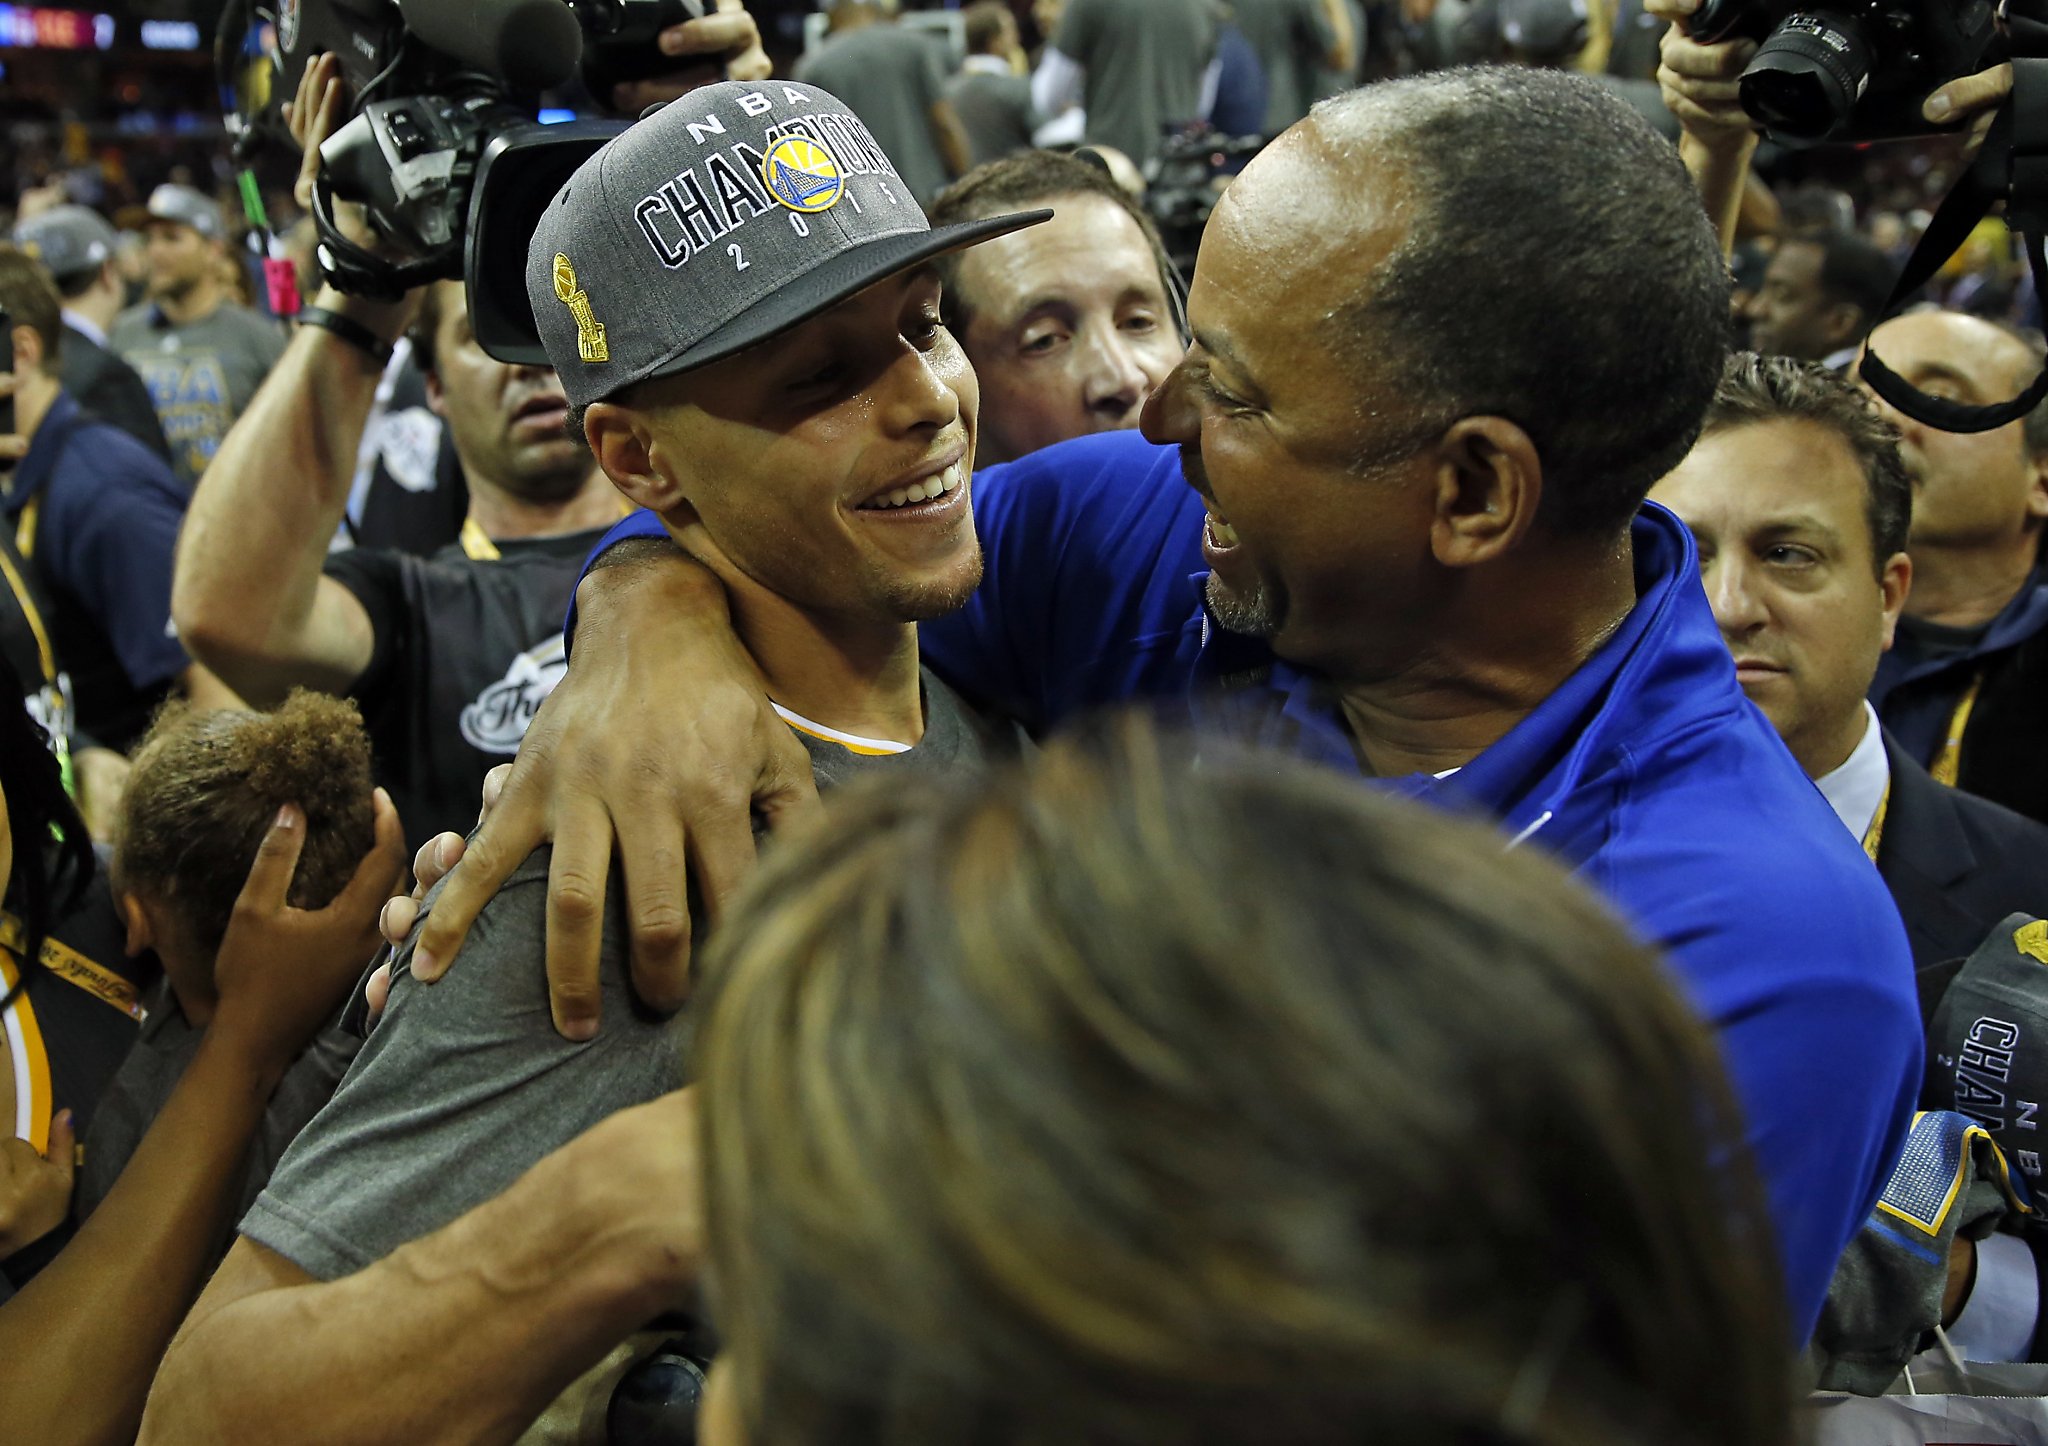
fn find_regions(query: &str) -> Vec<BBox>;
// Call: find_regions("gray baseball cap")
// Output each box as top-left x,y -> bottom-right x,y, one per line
13,205 -> 121,284
145,183 -> 224,241
527,81 -> 1048,410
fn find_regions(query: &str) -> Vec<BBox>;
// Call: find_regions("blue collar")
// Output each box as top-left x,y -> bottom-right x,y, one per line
4,391 -> 84,513
1879,569 -> 2048,695
1190,503 -> 1741,856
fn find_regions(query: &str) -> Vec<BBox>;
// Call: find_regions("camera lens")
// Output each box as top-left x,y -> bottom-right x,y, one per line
1738,9 -> 1874,145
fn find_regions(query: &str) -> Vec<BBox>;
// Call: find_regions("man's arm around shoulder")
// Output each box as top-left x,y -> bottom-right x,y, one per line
144,1089 -> 704,1433
145,1093 -> 701,1446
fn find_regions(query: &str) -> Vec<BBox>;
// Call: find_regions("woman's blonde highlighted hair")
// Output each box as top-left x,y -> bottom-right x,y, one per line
693,720 -> 1795,1446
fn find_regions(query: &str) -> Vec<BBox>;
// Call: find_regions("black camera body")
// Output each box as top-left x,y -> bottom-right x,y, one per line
222,0 -> 694,297
1690,0 -> 1999,146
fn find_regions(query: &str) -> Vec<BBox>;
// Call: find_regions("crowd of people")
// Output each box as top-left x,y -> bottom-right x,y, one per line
4,0 -> 2048,1440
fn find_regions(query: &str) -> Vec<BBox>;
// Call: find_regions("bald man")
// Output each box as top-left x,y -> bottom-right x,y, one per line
1861,309 -> 2048,825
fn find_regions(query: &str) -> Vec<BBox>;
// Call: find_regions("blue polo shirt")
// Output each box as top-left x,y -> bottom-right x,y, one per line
3,391 -> 193,750
586,429 -> 1922,1343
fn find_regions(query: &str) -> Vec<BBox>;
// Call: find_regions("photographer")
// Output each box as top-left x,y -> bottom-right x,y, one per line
1654,1 -> 2015,253
173,16 -> 768,852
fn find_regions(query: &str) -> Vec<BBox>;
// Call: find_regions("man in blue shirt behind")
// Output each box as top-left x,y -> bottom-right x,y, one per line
418,66 -> 1921,1343
0,246 -> 236,755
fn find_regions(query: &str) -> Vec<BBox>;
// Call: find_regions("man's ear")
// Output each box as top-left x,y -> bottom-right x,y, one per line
1427,416 -> 1543,569
586,402 -> 688,515
1878,549 -> 1913,652
423,367 -> 446,419
116,891 -> 154,960
2025,446 -> 2048,527
1822,304 -> 1866,351
12,323 -> 44,376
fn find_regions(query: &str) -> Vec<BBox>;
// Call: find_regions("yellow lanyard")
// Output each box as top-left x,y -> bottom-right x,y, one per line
458,499 -> 629,564
0,528 -> 57,689
1929,674 -> 1983,788
458,516 -> 500,562
1861,780 -> 1892,863
0,912 -> 144,1023
14,495 -> 36,561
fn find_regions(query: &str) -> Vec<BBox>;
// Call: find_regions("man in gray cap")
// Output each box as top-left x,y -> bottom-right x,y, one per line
12,205 -> 169,458
108,184 -> 285,486
146,80 -> 1045,1440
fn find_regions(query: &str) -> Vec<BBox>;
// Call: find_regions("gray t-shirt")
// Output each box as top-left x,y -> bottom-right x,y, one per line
241,671 -> 1012,1281
795,25 -> 954,205
946,66 -> 1040,168
108,300 -> 287,487
1055,0 -> 1218,164
1233,0 -> 1339,133
77,977 -> 359,1252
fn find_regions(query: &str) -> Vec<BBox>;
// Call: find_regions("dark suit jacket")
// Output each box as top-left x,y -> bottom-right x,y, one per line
58,322 -> 170,462
1878,729 -> 2048,979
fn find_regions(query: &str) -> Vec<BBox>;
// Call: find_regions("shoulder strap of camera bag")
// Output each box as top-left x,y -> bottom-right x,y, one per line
1860,45 -> 2048,432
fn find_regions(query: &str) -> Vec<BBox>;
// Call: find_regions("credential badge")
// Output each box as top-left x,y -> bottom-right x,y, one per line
553,252 -> 609,364
762,136 -> 844,214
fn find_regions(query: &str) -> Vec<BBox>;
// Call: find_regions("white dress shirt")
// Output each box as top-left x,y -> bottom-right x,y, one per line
1814,703 -> 1889,846
61,307 -> 106,348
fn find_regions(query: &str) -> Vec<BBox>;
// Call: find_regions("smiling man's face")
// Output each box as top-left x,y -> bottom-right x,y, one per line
625,266 -> 983,628
1137,126 -> 1449,680
1650,417 -> 1908,777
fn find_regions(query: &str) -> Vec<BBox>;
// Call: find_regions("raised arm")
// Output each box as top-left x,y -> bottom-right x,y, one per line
142,1090 -> 700,1446
1651,0 -> 1760,258
0,796 -> 403,1446
1317,0 -> 1357,78
170,55 -> 408,706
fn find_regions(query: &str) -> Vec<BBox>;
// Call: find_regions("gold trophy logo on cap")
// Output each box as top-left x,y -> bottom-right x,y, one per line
553,252 -> 609,364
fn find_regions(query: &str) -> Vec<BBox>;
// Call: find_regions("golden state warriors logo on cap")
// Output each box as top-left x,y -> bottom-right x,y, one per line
762,136 -> 845,214
553,252 -> 608,364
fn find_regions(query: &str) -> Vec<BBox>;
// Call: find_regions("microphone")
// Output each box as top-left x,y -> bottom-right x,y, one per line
394,0 -> 584,92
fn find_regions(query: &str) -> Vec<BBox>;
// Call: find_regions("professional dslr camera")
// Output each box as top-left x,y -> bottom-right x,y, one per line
218,0 -> 708,314
1689,0 -> 1998,146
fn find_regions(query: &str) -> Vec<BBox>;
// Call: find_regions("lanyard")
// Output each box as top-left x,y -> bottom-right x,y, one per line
458,498 -> 630,564
1861,780 -> 1892,863
458,516 -> 499,562
0,912 -> 144,1023
1929,673 -> 1983,788
0,520 -> 56,690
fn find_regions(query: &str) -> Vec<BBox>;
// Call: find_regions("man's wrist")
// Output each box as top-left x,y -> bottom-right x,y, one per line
298,307 -> 396,366
310,284 -> 419,348
1679,126 -> 1759,163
